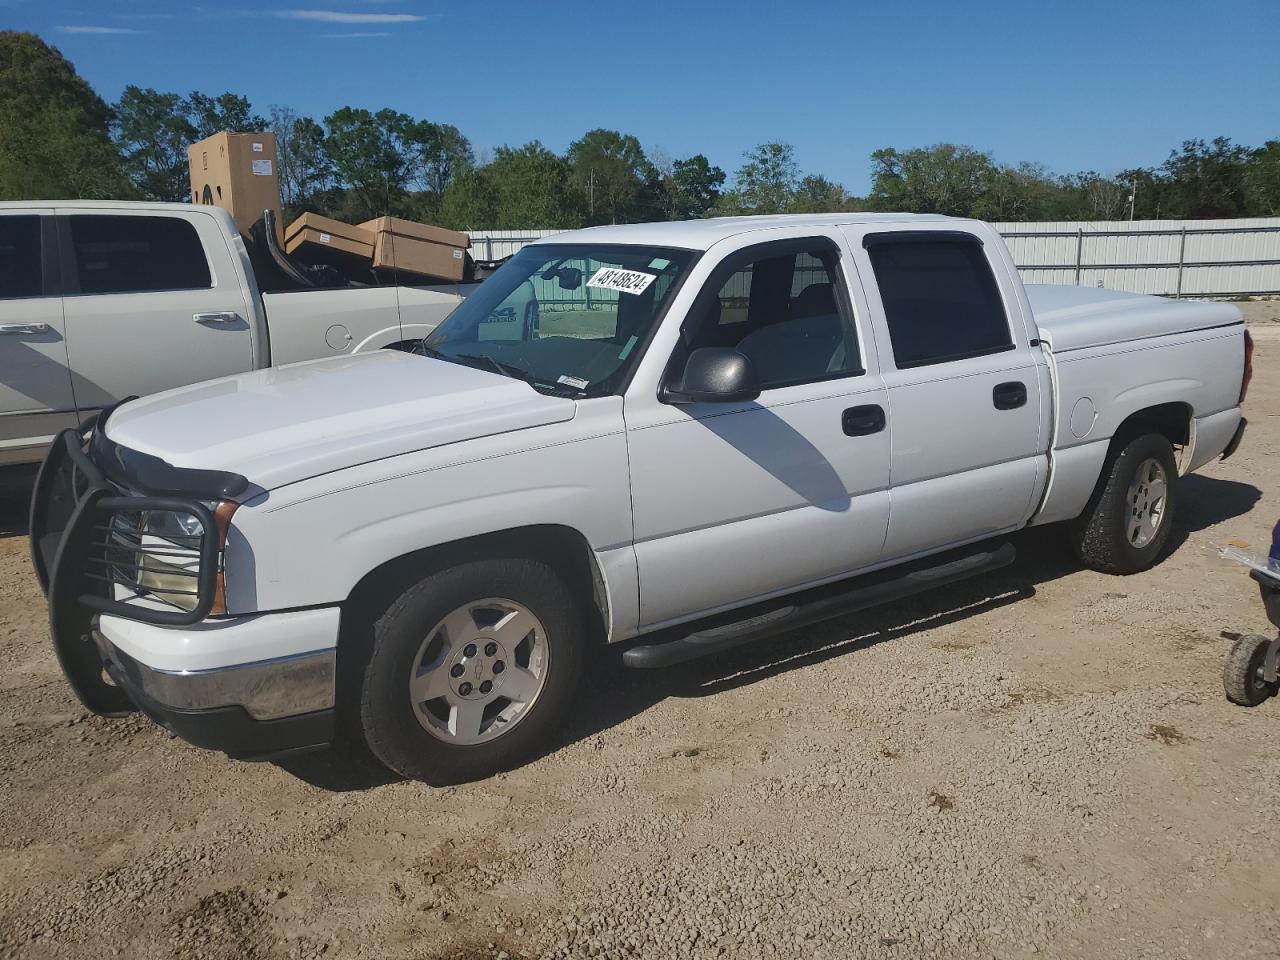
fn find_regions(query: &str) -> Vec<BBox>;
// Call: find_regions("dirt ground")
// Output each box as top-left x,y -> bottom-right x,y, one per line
2,311 -> 1280,960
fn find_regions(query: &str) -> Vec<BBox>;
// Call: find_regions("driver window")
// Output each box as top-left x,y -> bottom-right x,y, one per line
679,243 -> 862,390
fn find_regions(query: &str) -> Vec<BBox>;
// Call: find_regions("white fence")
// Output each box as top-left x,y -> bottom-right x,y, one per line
470,218 -> 1280,298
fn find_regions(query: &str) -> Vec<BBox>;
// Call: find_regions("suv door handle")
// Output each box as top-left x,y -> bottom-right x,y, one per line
993,381 -> 1027,410
0,322 -> 50,335
193,311 -> 240,326
842,404 -> 886,437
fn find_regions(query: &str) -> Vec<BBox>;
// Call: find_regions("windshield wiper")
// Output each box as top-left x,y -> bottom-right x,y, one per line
455,353 -> 531,381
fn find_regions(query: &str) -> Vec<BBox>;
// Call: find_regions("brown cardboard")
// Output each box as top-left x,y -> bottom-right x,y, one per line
283,213 -> 374,264
188,132 -> 282,242
359,216 -> 470,282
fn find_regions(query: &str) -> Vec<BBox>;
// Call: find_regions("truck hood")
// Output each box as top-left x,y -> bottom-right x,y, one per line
103,350 -> 577,492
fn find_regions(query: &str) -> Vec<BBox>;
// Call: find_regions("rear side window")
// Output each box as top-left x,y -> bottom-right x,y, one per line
865,236 -> 1012,369
69,215 -> 211,295
0,215 -> 43,299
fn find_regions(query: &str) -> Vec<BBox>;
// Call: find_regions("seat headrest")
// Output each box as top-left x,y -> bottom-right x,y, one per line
793,282 -> 837,319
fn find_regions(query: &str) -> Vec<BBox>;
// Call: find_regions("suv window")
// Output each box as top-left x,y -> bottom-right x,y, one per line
865,236 -> 1012,368
680,242 -> 861,390
0,215 -> 42,299
69,215 -> 211,295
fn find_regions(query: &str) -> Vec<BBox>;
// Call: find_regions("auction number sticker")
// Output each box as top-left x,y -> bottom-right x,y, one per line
586,267 -> 656,295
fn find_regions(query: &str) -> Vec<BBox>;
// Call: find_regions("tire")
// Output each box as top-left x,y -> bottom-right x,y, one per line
1071,432 -> 1179,575
1224,634 -> 1278,707
358,557 -> 586,784
522,298 -> 540,340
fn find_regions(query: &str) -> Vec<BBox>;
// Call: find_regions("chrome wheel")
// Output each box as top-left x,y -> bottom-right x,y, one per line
1126,457 -> 1168,548
408,598 -> 549,746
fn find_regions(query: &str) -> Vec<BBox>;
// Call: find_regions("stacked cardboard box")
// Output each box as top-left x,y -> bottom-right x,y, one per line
188,132 -> 283,242
283,214 -> 375,267
360,217 -> 470,282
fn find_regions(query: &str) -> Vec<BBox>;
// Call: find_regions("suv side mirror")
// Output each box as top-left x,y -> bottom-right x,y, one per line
663,347 -> 760,404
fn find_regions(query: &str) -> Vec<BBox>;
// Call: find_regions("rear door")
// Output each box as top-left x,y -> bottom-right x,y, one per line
0,212 -> 77,463
842,225 -> 1046,560
57,209 -> 254,414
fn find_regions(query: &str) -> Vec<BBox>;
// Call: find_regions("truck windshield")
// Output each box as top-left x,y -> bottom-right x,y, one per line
421,243 -> 696,396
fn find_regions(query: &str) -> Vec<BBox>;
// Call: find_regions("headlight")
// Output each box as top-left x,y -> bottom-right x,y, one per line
131,503 -> 237,615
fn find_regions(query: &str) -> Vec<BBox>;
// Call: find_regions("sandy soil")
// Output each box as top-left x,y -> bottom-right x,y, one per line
2,327 -> 1279,960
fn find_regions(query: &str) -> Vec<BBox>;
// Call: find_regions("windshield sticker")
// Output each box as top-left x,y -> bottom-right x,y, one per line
618,335 -> 638,360
557,375 -> 589,389
586,267 -> 656,296
648,257 -> 670,270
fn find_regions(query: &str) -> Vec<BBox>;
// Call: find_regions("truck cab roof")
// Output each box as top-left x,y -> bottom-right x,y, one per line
538,213 -> 971,252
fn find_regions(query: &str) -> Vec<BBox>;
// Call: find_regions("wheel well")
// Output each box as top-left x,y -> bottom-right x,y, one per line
341,525 -> 609,645
1110,402 -> 1193,468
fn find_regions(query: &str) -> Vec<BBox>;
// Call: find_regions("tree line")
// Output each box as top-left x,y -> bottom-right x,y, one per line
2,32 -> 1278,229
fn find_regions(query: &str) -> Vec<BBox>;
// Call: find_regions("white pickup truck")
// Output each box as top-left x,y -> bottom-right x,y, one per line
32,213 -> 1250,785
0,201 -> 476,465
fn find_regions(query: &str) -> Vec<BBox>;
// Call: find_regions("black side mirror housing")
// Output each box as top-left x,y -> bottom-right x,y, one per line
663,347 -> 761,404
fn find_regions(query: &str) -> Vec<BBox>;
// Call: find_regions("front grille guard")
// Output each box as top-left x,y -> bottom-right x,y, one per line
33,427 -> 220,627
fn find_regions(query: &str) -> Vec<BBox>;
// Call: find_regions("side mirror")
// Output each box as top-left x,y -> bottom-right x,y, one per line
663,347 -> 760,404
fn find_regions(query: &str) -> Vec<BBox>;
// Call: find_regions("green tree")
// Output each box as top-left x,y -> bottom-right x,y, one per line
406,120 -> 473,197
790,173 -> 851,213
112,86 -> 196,202
0,32 -> 128,199
1160,137 -> 1249,218
322,107 -> 414,219
566,128 -> 654,224
271,106 -> 333,213
659,154 -> 726,219
1243,140 -> 1280,217
728,142 -> 800,214
441,142 -> 582,229
869,144 -> 993,216
187,91 -> 265,139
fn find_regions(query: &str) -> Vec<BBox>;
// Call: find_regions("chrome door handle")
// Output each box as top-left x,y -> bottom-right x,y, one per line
0,322 -> 50,335
193,311 -> 240,326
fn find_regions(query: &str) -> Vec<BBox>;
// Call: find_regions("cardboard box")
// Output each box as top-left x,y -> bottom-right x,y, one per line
188,132 -> 282,242
359,216 -> 470,282
283,213 -> 375,266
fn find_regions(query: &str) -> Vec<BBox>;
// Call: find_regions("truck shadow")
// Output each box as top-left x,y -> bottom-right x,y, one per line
280,472 -> 1261,792
0,465 -> 38,538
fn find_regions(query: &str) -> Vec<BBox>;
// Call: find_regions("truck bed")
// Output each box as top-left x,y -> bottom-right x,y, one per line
1027,284 -> 1241,352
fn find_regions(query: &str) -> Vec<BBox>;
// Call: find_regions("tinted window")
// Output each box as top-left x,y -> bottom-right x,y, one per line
0,215 -> 42,299
866,238 -> 1012,369
69,215 -> 211,294
679,243 -> 861,390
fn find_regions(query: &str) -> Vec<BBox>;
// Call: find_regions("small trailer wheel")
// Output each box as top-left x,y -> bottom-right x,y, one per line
1223,634 -> 1279,707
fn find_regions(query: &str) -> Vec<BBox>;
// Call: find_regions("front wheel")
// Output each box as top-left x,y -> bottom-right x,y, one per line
1071,432 -> 1179,575
1224,634 -> 1279,707
358,558 -> 586,784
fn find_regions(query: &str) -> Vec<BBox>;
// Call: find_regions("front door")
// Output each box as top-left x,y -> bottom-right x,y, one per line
625,235 -> 892,630
0,213 -> 76,463
57,210 -> 255,414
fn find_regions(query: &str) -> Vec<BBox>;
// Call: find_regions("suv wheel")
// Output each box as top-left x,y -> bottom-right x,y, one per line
358,557 -> 586,784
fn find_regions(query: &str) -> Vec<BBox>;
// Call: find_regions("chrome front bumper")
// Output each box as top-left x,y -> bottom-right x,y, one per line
94,632 -> 336,721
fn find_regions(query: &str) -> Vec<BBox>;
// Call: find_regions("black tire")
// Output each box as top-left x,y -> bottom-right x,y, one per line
1071,432 -> 1179,575
1224,634 -> 1278,707
358,557 -> 586,785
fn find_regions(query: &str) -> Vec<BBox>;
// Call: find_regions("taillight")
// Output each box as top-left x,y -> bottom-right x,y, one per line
1241,330 -> 1254,403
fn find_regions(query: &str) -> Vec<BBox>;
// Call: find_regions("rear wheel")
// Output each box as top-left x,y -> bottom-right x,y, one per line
1071,432 -> 1179,574
358,557 -> 586,784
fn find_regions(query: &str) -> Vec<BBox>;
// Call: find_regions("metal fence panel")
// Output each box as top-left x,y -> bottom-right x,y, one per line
470,218 -> 1280,297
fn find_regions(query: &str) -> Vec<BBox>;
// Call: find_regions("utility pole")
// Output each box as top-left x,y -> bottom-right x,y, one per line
1127,176 -> 1137,221
589,167 -> 595,220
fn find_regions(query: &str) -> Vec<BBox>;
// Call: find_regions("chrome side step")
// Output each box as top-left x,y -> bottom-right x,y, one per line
621,542 -> 1017,669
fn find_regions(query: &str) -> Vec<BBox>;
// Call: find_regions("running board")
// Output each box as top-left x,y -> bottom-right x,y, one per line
621,542 -> 1017,669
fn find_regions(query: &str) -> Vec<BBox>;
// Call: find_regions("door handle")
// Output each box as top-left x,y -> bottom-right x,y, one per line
993,381 -> 1028,410
193,311 -> 240,326
0,322 -> 50,335
842,404 -> 886,437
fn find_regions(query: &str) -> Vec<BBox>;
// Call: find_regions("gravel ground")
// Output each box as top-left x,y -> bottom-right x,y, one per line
2,324 -> 1280,960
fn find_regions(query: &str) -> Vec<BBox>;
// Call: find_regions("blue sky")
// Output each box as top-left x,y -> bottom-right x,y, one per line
8,0 -> 1279,193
